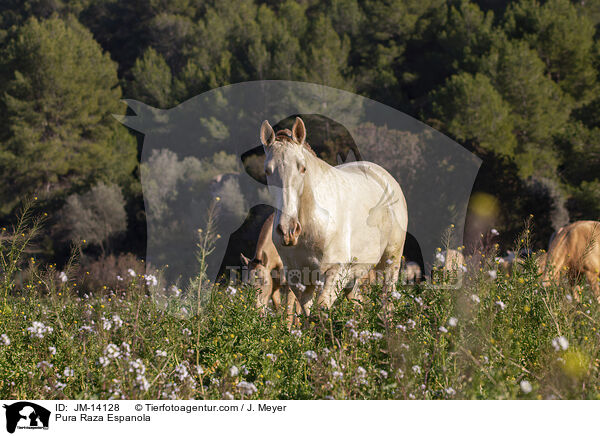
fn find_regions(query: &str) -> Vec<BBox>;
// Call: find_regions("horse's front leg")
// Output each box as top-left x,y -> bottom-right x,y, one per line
316,265 -> 349,310
290,284 -> 315,317
374,256 -> 401,296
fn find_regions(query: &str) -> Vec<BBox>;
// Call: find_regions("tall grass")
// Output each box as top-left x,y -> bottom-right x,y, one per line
0,213 -> 599,399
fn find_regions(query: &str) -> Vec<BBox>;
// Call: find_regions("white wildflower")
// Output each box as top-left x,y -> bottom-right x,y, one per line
226,286 -> 237,296
445,387 -> 456,396
332,371 -> 343,379
59,271 -> 68,283
491,229 -> 499,236
379,370 -> 388,379
266,353 -> 277,363
520,380 -> 532,394
439,326 -> 448,333
391,290 -> 401,300
128,268 -> 136,277
102,317 -> 112,331
487,270 -> 497,279
407,319 -> 416,329
412,365 -> 421,374
495,300 -> 506,310
345,319 -> 358,329
358,331 -> 372,344
36,361 -> 53,370
435,252 -> 445,264
448,317 -> 458,328
174,363 -> 190,381
144,274 -> 158,287
471,294 -> 480,304
182,328 -> 192,336
396,324 -> 406,331
290,329 -> 302,338
229,366 -> 239,377
356,366 -> 368,384
112,314 -> 123,329
296,283 -> 306,292
63,367 -> 74,377
120,342 -> 131,359
0,334 -> 10,346
155,350 -> 167,358
237,381 -> 257,396
552,336 -> 569,351
48,346 -> 56,355
104,343 -> 121,360
304,350 -> 318,360
27,321 -> 53,339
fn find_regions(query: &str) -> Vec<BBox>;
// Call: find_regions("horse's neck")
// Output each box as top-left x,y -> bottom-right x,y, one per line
301,152 -> 332,210
297,153 -> 337,249
254,213 -> 277,268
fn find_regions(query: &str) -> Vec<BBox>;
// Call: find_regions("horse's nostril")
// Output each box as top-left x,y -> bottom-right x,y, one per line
277,224 -> 285,236
294,221 -> 302,236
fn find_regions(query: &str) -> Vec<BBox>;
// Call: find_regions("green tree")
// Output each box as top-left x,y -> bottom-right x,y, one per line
505,0 -> 597,103
483,38 -> 570,151
0,15 -> 137,215
128,47 -> 173,108
431,72 -> 516,156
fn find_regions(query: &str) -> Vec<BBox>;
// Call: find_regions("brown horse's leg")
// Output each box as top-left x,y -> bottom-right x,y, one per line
271,285 -> 282,311
584,270 -> 600,303
284,287 -> 300,329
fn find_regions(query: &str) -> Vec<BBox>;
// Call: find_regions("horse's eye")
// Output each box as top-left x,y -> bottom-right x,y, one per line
299,165 -> 306,174
265,167 -> 273,176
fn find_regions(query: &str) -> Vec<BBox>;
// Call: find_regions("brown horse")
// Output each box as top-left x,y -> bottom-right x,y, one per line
241,213 -> 300,326
542,221 -> 600,302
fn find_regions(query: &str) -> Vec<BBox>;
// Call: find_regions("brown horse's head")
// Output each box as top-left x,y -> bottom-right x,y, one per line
240,252 -> 273,307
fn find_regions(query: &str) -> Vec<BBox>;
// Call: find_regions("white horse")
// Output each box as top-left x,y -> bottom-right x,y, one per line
261,117 -> 408,315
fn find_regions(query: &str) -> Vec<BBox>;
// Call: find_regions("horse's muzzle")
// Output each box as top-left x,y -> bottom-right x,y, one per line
277,219 -> 302,246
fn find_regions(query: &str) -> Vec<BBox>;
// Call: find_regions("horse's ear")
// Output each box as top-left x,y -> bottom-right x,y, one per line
292,117 -> 306,144
258,249 -> 269,266
240,253 -> 250,266
260,120 -> 275,148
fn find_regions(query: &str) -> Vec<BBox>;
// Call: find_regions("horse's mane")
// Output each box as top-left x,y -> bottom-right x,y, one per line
275,129 -> 317,156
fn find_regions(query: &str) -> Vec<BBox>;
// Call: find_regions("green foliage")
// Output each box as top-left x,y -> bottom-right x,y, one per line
128,48 -> 173,108
0,15 -> 137,215
505,0 -> 598,102
432,72 -> 516,156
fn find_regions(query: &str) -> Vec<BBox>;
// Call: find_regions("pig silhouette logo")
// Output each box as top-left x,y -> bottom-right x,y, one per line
3,402 -> 50,433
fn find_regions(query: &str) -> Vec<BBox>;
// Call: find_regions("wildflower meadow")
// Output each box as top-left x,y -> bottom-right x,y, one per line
0,209 -> 599,400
